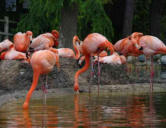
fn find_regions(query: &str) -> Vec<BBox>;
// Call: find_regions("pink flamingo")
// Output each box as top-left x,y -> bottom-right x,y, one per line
30,30 -> 59,51
0,39 -> 13,52
57,48 -> 80,59
22,48 -> 59,109
13,31 -> 33,53
130,32 -> 166,91
94,52 -> 126,65
0,44 -> 27,61
73,33 -> 114,92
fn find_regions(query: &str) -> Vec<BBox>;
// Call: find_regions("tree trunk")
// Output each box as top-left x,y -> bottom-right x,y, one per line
150,0 -> 165,38
122,0 -> 135,37
59,3 -> 78,48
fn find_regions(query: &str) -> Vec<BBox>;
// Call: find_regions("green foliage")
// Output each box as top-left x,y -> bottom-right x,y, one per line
17,0 -> 66,36
133,0 -> 151,34
160,8 -> 166,42
78,0 -> 114,41
16,0 -> 114,41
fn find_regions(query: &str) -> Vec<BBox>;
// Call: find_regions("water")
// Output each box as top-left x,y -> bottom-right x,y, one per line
0,92 -> 166,128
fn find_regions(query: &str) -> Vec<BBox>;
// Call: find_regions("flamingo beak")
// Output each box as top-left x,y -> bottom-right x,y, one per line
29,36 -> 33,41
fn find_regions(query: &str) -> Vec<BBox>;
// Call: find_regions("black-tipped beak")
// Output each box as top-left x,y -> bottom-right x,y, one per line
29,47 -> 34,52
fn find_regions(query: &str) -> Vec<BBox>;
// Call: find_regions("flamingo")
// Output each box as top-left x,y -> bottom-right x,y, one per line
29,30 -> 59,51
114,36 -> 143,57
13,31 -> 33,53
130,32 -> 166,91
94,52 -> 126,65
0,45 -> 27,61
0,39 -> 13,52
114,33 -> 144,74
57,48 -> 80,59
73,33 -> 114,92
22,48 -> 59,109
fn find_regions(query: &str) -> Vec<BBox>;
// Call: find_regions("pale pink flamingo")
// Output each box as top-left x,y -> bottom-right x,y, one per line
0,45 -> 27,61
0,39 -> 13,52
73,33 -> 114,92
57,48 -> 80,59
94,52 -> 126,65
30,30 -> 59,51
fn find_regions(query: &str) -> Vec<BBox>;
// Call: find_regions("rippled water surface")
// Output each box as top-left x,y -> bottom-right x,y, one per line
0,92 -> 166,128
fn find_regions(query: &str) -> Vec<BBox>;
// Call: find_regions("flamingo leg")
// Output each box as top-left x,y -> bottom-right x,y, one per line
150,56 -> 154,91
97,55 -> 101,93
89,56 -> 95,93
41,75 -> 48,105
74,55 -> 90,93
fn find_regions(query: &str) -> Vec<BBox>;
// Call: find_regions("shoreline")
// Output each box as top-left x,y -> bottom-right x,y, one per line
0,83 -> 166,107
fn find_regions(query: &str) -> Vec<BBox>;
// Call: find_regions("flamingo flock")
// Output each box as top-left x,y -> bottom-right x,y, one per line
0,29 -> 166,109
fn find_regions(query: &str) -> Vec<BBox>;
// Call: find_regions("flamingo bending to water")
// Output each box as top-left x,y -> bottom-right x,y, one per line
73,33 -> 114,92
23,48 -> 59,109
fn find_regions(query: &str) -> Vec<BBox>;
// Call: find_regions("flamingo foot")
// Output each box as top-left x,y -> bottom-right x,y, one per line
23,102 -> 29,109
74,90 -> 80,94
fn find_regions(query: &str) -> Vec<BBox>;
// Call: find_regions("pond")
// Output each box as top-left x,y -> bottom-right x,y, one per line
0,92 -> 166,128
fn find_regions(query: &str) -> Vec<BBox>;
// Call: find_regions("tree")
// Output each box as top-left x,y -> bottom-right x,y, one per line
16,0 -> 114,48
59,2 -> 78,48
122,0 -> 135,37
150,0 -> 165,39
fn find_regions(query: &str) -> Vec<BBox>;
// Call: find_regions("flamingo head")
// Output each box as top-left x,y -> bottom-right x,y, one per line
26,31 -> 33,41
52,30 -> 59,39
74,83 -> 79,92
52,30 -> 59,47
73,35 -> 81,46
129,32 -> 143,50
105,41 -> 114,55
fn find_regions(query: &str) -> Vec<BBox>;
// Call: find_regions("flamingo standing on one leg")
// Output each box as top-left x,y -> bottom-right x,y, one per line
30,30 -> 59,51
130,32 -> 166,91
13,31 -> 33,53
0,39 -> 13,52
73,33 -> 114,92
22,48 -> 59,109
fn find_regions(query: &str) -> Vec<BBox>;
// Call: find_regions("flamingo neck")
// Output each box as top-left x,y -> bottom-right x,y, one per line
0,52 -> 7,60
73,39 -> 81,60
74,55 -> 90,91
23,70 -> 40,109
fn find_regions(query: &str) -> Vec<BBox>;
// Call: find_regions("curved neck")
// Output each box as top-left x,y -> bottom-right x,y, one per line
74,55 -> 90,84
73,39 -> 81,60
106,41 -> 114,55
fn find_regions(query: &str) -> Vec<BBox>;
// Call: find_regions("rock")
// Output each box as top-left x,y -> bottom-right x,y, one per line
138,55 -> 145,62
160,55 -> 166,65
